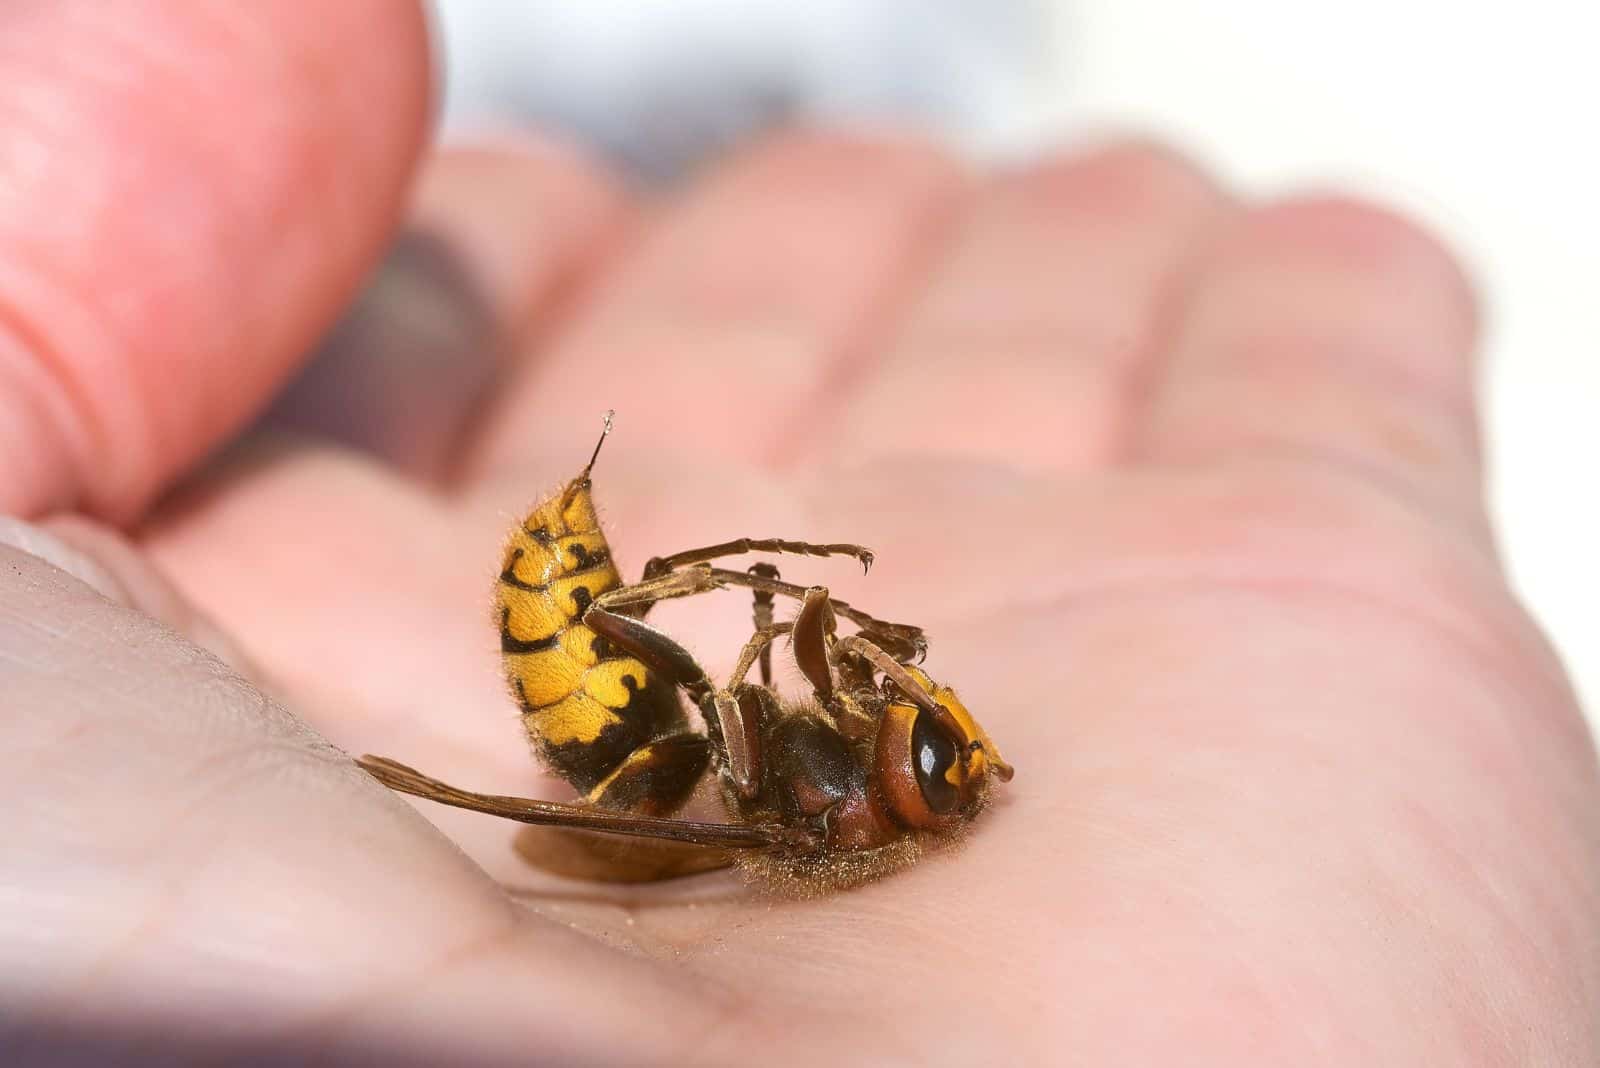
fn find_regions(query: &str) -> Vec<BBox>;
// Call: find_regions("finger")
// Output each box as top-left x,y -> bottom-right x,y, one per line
0,541 -> 730,1062
1136,197 -> 1484,524
0,1 -> 430,522
24,514 -> 251,671
824,143 -> 1229,470
0,537 -> 503,1018
461,130 -> 967,481
264,139 -> 631,481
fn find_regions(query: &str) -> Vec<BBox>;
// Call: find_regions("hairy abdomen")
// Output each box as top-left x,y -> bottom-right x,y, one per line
496,482 -> 686,794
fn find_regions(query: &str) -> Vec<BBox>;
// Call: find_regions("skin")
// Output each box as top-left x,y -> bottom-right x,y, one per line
1,3 -> 1596,1064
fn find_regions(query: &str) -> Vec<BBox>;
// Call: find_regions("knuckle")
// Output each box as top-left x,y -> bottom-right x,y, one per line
1024,139 -> 1223,219
738,126 -> 962,180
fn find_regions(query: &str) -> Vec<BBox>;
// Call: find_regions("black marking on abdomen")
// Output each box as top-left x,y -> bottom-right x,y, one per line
566,543 -> 611,570
500,607 -> 560,654
498,550 -> 615,596
534,672 -> 690,793
511,675 -> 535,714
500,549 -> 540,592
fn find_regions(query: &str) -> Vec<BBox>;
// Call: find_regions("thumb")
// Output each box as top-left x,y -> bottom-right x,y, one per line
0,2 -> 431,522
0,525 -> 744,1064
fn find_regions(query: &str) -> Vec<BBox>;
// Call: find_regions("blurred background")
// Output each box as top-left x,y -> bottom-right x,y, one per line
432,0 -> 1598,722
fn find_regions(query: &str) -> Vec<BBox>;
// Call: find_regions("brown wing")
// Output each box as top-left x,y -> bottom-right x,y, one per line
356,755 -> 812,851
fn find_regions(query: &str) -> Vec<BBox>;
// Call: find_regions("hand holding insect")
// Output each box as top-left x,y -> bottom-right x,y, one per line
1,6 -> 1596,1062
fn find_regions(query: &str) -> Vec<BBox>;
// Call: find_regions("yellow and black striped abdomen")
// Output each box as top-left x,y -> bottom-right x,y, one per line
497,479 -> 688,795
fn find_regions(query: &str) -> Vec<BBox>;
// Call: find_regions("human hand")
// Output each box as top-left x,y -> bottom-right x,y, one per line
3,4 -> 1596,1064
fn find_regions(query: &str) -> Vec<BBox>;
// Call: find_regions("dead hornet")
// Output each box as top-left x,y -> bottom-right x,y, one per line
357,413 -> 1012,891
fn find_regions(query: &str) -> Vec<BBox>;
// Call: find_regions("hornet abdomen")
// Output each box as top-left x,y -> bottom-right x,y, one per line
497,477 -> 701,805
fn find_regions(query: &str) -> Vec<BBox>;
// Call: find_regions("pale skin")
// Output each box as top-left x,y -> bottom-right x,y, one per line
1,4 -> 1596,1065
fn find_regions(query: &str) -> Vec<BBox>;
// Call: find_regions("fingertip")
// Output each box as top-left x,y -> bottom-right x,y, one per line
825,136 -> 1230,472
464,127 -> 968,478
1138,191 -> 1488,529
0,1 -> 434,521
1226,194 -> 1481,375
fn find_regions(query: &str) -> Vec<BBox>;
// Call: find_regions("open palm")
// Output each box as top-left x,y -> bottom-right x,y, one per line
3,5 -> 1596,1065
